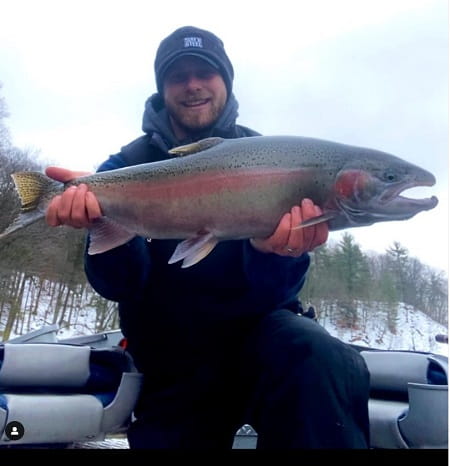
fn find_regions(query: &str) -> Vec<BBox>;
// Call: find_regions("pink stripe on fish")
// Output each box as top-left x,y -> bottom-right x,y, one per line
110,167 -> 305,200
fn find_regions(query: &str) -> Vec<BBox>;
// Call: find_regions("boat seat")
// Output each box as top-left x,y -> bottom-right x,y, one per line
361,350 -> 448,449
0,342 -> 142,446
234,350 -> 449,450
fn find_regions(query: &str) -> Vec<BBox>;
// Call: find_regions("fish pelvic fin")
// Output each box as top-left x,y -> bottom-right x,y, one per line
87,217 -> 136,254
292,212 -> 336,230
168,233 -> 219,268
169,137 -> 225,157
0,172 -> 62,240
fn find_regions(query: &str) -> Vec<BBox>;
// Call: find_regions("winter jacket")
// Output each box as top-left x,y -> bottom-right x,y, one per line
84,93 -> 311,380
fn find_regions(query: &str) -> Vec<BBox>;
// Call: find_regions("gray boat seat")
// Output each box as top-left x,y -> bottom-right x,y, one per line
0,343 -> 142,446
361,350 -> 448,449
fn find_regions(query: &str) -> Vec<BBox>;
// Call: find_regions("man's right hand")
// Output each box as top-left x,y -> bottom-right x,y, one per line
45,167 -> 102,229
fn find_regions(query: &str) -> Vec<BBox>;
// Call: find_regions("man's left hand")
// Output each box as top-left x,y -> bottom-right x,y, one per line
250,198 -> 329,257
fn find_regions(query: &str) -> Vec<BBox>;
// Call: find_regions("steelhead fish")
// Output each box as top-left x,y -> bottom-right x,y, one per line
0,135 -> 438,267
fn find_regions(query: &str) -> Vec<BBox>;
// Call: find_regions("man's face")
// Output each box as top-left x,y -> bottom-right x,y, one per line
163,56 -> 228,138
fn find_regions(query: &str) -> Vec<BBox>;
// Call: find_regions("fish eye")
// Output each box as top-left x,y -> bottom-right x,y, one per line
382,170 -> 399,182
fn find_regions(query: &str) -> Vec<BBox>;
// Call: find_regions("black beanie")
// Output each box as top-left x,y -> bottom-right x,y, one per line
154,26 -> 234,96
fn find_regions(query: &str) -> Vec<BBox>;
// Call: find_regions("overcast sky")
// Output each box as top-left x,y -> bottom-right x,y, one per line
0,0 -> 448,274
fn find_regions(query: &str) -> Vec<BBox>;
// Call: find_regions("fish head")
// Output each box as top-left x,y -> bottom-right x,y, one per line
329,152 -> 438,229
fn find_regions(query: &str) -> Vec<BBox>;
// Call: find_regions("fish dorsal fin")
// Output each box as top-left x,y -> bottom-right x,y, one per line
169,137 -> 225,157
168,233 -> 219,268
87,217 -> 136,254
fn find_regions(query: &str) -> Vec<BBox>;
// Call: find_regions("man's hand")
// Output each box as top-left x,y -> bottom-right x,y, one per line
45,167 -> 102,229
250,198 -> 329,257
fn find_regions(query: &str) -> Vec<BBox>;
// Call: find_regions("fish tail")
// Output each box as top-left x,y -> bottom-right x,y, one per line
11,171 -> 59,212
0,172 -> 62,240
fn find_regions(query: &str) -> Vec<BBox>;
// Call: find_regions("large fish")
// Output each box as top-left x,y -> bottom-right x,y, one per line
0,135 -> 438,267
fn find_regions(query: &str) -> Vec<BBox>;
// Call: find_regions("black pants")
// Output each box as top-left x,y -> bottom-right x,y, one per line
127,309 -> 371,449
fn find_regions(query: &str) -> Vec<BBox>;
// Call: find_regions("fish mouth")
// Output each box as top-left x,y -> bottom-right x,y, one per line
379,179 -> 438,212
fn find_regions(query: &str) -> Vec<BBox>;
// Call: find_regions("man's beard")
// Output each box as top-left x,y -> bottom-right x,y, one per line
166,98 -> 224,136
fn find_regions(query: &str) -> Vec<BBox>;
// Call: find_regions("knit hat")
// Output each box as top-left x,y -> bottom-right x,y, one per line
154,26 -> 234,96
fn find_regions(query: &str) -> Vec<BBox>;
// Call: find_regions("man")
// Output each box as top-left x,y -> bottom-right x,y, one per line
45,26 -> 370,449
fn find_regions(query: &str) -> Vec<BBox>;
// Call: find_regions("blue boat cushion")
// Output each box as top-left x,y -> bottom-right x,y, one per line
427,359 -> 447,386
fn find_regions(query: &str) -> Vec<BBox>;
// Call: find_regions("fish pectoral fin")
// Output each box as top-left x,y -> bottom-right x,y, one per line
87,217 -> 136,254
169,137 -> 225,156
168,233 -> 219,268
292,212 -> 336,230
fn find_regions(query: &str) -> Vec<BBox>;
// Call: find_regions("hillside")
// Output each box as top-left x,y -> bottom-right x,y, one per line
316,301 -> 448,356
4,298 -> 447,357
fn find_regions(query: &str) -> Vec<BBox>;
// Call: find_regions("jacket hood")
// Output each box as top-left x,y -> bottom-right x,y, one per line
141,93 -> 240,150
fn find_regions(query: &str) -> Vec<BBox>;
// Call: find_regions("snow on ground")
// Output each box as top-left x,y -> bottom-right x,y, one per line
3,294 -> 448,357
319,301 -> 448,356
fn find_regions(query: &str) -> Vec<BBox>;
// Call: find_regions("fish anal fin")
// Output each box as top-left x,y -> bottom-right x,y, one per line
88,217 -> 136,254
168,233 -> 219,267
292,212 -> 336,230
169,137 -> 224,156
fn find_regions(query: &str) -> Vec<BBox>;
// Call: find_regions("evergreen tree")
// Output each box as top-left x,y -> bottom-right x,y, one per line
335,233 -> 371,299
333,233 -> 370,326
386,241 -> 409,302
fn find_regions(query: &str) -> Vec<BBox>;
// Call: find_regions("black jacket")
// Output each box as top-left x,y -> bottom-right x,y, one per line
84,93 -> 310,381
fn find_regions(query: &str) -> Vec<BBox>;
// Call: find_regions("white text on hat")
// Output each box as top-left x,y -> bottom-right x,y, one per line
184,37 -> 203,48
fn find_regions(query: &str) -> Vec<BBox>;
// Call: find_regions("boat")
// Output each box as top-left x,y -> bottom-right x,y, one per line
0,324 -> 447,449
